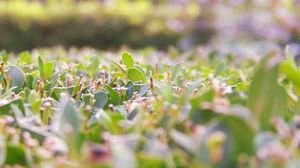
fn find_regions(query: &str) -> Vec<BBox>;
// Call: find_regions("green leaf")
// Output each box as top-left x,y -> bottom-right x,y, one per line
199,116 -> 254,167
82,94 -> 90,105
44,61 -> 55,79
146,64 -> 155,76
261,85 -> 288,129
6,65 -> 25,92
134,83 -> 149,96
248,59 -> 287,130
158,84 -> 175,103
87,56 -> 100,77
215,62 -> 226,76
49,72 -> 60,90
189,89 -> 216,124
5,144 -> 27,166
94,91 -> 108,109
19,51 -> 33,64
52,87 -> 67,100
56,94 -> 84,153
134,65 -> 145,75
112,60 -> 127,74
38,56 -> 44,79
281,62 -> 300,87
171,63 -> 183,80
137,153 -> 166,168
105,86 -> 120,105
29,91 -> 42,114
0,50 -> 9,63
25,73 -> 35,89
59,99 -> 80,127
126,81 -> 135,99
24,87 -> 31,102
0,99 -> 25,115
0,99 -> 10,115
128,67 -> 146,83
122,52 -> 134,68
281,45 -> 300,88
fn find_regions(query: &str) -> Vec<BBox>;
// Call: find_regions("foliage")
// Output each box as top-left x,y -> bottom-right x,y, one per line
0,47 -> 299,168
0,0 -> 211,51
0,0 -> 299,51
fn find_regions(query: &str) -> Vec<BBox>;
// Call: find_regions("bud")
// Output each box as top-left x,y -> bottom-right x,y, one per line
109,104 -> 114,112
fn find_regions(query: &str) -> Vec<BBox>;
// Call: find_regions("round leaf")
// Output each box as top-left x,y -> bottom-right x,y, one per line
122,52 -> 134,68
6,66 -> 25,92
128,67 -> 146,83
94,91 -> 108,109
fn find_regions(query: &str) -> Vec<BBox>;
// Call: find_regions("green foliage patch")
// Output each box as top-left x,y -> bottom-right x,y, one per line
0,47 -> 299,168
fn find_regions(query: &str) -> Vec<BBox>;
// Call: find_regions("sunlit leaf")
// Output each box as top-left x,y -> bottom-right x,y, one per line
44,61 -> 56,79
87,56 -> 100,77
38,56 -> 44,79
19,51 -> 33,64
128,67 -> 146,83
106,86 -> 120,105
122,52 -> 134,68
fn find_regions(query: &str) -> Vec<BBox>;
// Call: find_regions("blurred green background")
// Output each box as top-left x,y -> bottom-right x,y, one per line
0,0 -> 299,51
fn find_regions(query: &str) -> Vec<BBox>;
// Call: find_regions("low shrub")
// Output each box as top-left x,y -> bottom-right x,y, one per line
0,0 -> 212,51
0,46 -> 299,167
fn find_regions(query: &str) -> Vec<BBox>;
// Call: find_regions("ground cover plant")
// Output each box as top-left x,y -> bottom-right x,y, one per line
0,47 -> 300,168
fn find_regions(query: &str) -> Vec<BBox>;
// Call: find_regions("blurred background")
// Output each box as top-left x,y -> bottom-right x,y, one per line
0,0 -> 299,53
